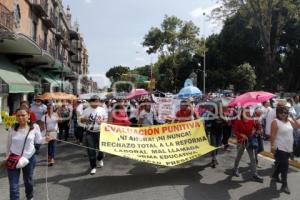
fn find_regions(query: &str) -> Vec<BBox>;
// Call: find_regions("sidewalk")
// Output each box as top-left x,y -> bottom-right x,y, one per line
0,124 -> 8,157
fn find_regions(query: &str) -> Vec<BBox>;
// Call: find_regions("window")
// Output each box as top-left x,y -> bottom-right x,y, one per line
32,21 -> 37,41
44,32 -> 48,50
14,4 -> 21,27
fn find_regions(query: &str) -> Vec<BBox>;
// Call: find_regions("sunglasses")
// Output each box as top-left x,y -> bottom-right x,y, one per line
279,111 -> 289,114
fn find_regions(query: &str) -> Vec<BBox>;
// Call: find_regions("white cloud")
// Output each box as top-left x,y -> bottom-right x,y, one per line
190,3 -> 220,19
135,57 -> 146,62
190,3 -> 223,36
84,0 -> 93,4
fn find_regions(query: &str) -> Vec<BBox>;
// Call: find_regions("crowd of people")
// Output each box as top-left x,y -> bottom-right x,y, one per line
2,94 -> 300,199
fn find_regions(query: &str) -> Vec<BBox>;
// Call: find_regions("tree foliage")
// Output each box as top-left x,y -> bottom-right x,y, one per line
230,63 -> 256,92
212,0 -> 300,89
105,65 -> 130,83
143,15 -> 204,92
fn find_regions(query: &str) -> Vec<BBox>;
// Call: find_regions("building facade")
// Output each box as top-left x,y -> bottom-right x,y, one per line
0,0 -> 92,115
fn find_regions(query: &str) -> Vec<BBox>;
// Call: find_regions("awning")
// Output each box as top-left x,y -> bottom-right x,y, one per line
33,70 -> 61,88
0,32 -> 42,55
29,80 -> 42,94
0,57 -> 34,93
51,61 -> 72,73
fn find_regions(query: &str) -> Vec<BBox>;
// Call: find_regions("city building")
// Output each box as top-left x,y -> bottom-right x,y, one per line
0,0 -> 92,114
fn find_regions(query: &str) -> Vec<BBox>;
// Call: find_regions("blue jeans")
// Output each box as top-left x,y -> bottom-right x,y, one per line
7,155 -> 36,200
48,140 -> 57,158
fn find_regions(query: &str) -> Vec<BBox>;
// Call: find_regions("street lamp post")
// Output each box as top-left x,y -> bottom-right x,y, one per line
60,49 -> 65,92
203,12 -> 206,95
198,63 -> 205,94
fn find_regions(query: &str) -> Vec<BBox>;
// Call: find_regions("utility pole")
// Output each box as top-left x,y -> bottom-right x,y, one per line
203,12 -> 206,95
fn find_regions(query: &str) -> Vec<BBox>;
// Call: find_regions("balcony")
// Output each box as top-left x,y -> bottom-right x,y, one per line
70,40 -> 82,50
71,55 -> 82,63
0,3 -> 14,31
29,0 -> 48,17
42,12 -> 56,28
74,40 -> 82,50
69,29 -> 80,40
55,27 -> 65,41
68,44 -> 76,56
61,39 -> 70,48
38,37 -> 47,51
48,44 -> 56,58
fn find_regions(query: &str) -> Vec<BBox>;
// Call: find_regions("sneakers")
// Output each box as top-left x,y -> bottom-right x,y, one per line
90,168 -> 97,175
211,159 -> 219,168
280,184 -> 291,194
256,164 -> 262,169
48,158 -> 55,167
224,145 -> 231,152
233,169 -> 240,177
97,160 -> 104,168
253,175 -> 264,183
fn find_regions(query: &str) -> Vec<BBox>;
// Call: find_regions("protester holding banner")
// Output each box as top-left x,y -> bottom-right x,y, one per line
111,102 -> 131,126
41,102 -> 59,166
233,108 -> 264,183
128,100 -> 139,127
209,108 -> 225,168
138,100 -> 158,126
221,106 -> 233,152
4,107 -> 52,200
81,95 -> 108,175
175,100 -> 197,122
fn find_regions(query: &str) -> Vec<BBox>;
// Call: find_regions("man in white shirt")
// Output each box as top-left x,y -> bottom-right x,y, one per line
80,95 -> 107,175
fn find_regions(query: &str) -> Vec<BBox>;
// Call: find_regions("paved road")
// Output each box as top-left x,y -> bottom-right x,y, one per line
1,127 -> 300,200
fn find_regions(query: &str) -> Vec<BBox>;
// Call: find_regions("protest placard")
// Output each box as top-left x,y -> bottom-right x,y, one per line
100,120 -> 215,166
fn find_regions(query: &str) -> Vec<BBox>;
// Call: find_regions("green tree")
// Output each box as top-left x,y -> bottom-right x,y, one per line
105,65 -> 130,83
230,63 -> 256,92
131,65 -> 151,77
143,15 -> 204,92
212,0 -> 299,89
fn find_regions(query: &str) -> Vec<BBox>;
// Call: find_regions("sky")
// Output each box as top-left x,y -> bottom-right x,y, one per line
63,0 -> 222,87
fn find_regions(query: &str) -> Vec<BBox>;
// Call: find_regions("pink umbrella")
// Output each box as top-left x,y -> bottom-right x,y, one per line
228,91 -> 276,107
126,89 -> 149,99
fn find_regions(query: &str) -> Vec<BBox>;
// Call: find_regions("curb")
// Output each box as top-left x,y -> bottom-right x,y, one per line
228,138 -> 300,169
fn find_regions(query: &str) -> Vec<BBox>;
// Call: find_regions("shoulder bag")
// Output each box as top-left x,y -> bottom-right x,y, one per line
6,128 -> 31,169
